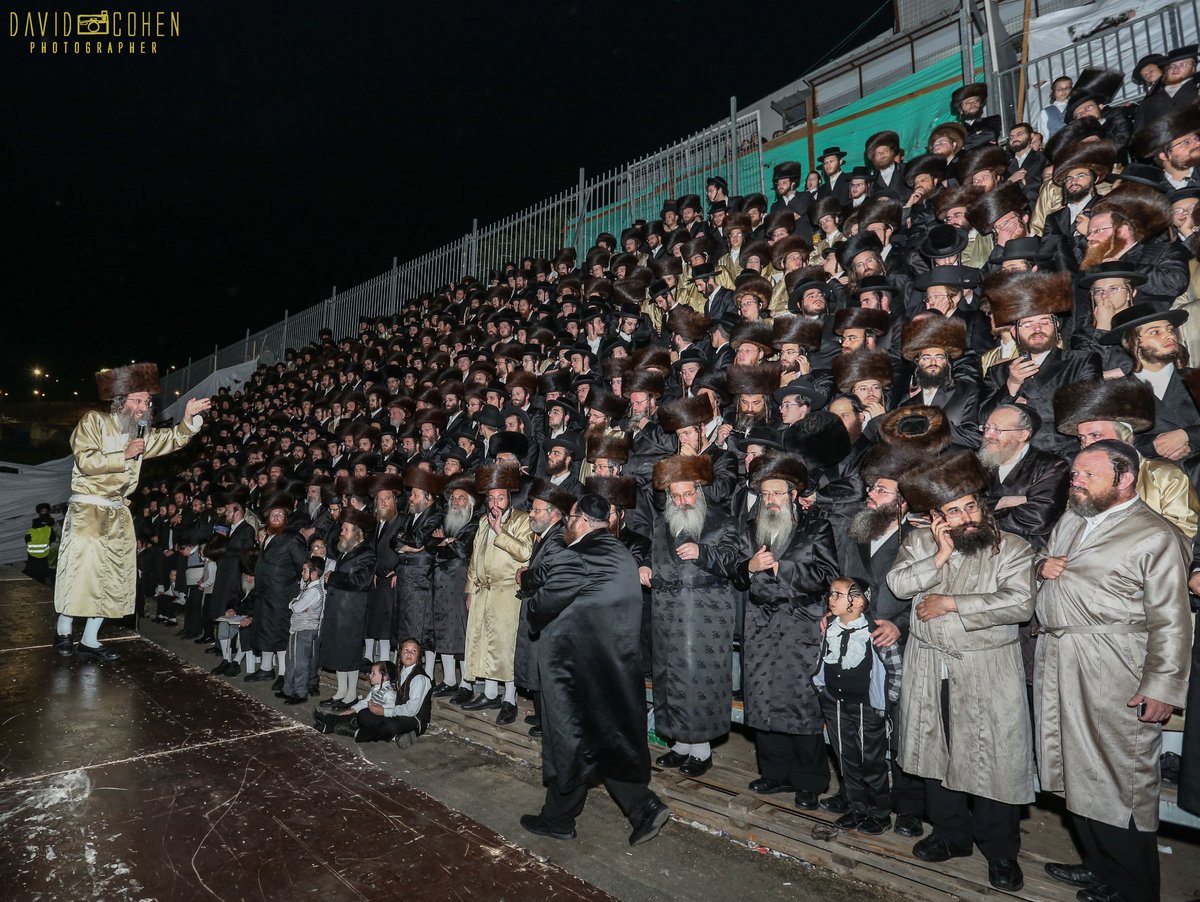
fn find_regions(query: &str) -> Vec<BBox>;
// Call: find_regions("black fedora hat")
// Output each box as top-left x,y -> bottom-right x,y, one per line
919,224 -> 969,259
1098,303 -> 1188,344
817,146 -> 848,161
913,264 -> 981,291
1076,261 -> 1149,289
772,379 -> 828,408
995,236 -> 1049,264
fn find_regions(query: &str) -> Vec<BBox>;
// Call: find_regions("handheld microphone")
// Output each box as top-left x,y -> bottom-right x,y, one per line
136,419 -> 147,460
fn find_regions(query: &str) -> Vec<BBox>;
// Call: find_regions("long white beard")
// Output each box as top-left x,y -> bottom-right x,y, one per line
443,502 -> 474,536
665,492 -> 707,543
755,506 -> 796,556
113,409 -> 140,438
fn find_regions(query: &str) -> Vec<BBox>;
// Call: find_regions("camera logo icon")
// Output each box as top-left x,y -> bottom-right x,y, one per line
78,12 -> 110,35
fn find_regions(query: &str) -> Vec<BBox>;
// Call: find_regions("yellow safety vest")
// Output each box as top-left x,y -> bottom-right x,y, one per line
26,524 -> 53,558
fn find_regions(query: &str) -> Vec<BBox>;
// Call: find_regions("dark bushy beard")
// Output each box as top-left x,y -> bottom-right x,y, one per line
848,503 -> 901,543
665,492 -> 707,542
755,505 -> 795,556
1068,484 -> 1119,518
546,459 -> 568,477
915,364 -> 949,391
443,499 -> 475,536
949,522 -> 997,555
735,412 -> 765,433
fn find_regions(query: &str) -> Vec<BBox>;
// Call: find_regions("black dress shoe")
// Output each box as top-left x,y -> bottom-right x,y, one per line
244,670 -> 274,683
194,635 -> 214,644
270,676 -> 284,692
519,814 -> 576,841
308,684 -> 320,696
495,702 -> 517,725
431,682 -> 458,698
204,646 -> 219,655
794,790 -> 819,810
1045,863 -> 1101,888
748,777 -> 794,795
628,796 -> 670,846
655,750 -> 688,768
679,755 -> 712,777
284,694 -> 307,705
988,858 -> 1024,892
461,694 -> 502,711
835,811 -> 864,830
912,835 -> 973,862
818,793 -> 849,813
449,687 -> 475,706
893,813 -> 924,837
857,815 -> 891,836
224,662 -> 241,677
319,697 -> 341,708
211,660 -> 231,675
528,725 -> 542,738
524,713 -> 541,726
274,690 -> 287,698
76,643 -> 120,662
329,699 -> 353,711
53,634 -> 74,657
1076,885 -> 1127,902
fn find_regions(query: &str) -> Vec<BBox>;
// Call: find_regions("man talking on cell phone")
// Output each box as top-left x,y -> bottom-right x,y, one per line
53,363 -> 211,662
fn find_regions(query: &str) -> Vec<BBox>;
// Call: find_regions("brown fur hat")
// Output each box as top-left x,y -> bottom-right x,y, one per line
658,396 -> 715,433
770,234 -> 813,270
808,196 -> 844,228
538,369 -> 574,396
505,370 -> 538,397
927,121 -> 968,152
527,478 -> 578,516
653,453 -> 715,490
587,432 -> 632,463
731,321 -> 777,353
773,316 -> 825,352
984,270 -> 1073,326
877,406 -> 952,454
1092,183 -> 1171,242
750,452 -> 808,493
587,388 -> 629,421
1053,378 -> 1155,435
834,307 -> 892,337
630,347 -> 672,374
725,212 -> 753,238
727,363 -> 782,396
666,306 -> 711,343
601,355 -> 631,384
1050,140 -> 1118,184
901,314 -> 967,360
860,443 -> 924,489
474,464 -> 522,494
733,276 -> 773,309
955,145 -> 1010,184
402,466 -> 445,498
899,449 -> 987,512
414,407 -> 449,431
342,507 -> 377,537
623,368 -> 666,399
585,475 -> 638,509
442,474 -> 478,500
832,350 -> 893,392
95,362 -> 160,400
368,472 -> 408,497
865,129 -> 901,156
859,196 -> 903,230
1133,107 -> 1200,159
933,184 -> 983,220
966,182 -> 1029,234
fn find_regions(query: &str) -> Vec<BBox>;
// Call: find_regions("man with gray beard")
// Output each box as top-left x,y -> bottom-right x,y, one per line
431,477 -> 480,697
648,455 -> 742,776
391,467 -> 445,677
737,454 -> 839,809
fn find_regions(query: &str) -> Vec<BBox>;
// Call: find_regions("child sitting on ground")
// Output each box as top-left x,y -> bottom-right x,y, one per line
313,660 -> 397,740
277,557 -> 325,704
812,576 -> 903,836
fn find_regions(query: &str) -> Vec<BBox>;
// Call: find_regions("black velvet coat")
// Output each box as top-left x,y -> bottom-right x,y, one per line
737,511 -> 839,734
429,513 -> 479,654
649,506 -> 742,741
515,520 -> 569,690
982,349 -> 1102,456
983,447 -> 1070,552
529,529 -> 650,793
251,530 -> 307,652
204,520 -> 257,620
318,541 -> 377,671
365,516 -> 404,640
392,506 -> 444,647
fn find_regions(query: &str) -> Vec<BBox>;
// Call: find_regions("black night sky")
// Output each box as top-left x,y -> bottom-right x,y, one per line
2,1 -> 889,401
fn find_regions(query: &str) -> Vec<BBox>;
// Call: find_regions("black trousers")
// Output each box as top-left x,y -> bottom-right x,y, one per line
887,698 -> 925,817
754,730 -> 829,793
925,679 -> 1020,859
353,709 -> 423,743
819,692 -> 890,818
1074,814 -> 1159,902
184,586 -> 204,636
540,777 -> 654,833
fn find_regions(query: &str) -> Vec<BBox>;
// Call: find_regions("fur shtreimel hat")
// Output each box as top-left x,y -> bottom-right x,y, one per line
878,406 -> 952,454
587,432 -> 631,464
584,475 -> 637,510
653,453 -> 715,490
832,350 -> 893,392
983,270 -> 1073,327
442,474 -> 478,500
342,508 -> 376,536
773,316 -> 824,352
750,452 -> 808,493
527,478 -> 578,516
899,449 -> 987,513
1053,378 -> 1155,435
402,466 -> 445,498
901,315 -> 967,360
96,362 -> 160,400
834,307 -> 891,337
474,463 -> 522,493
727,363 -> 782,396
369,473 -> 408,497
658,396 -> 714,434
731,320 -> 776,353
623,368 -> 665,399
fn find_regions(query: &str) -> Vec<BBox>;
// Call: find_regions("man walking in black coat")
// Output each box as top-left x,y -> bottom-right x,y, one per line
520,493 -> 670,846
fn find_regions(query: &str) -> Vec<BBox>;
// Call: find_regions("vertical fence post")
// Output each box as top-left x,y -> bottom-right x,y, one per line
573,167 -> 586,258
185,357 -> 192,388
212,344 -> 218,375
958,2 -> 974,86
470,219 -> 479,279
389,257 -> 399,312
728,95 -> 739,195
243,329 -> 250,362
281,310 -> 289,359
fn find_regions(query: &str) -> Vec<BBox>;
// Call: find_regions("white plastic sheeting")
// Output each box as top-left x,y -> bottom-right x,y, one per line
159,358 -> 258,424
0,455 -> 73,565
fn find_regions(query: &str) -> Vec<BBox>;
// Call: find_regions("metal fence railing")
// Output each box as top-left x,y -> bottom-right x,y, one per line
159,103 -> 764,401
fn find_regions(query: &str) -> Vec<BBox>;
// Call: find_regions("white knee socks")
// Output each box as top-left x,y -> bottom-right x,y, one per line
337,670 -> 357,702
275,650 -> 286,675
244,652 -> 257,674
440,654 -> 456,685
363,639 -> 374,661
81,617 -> 103,648
424,650 -> 436,677
377,640 -> 391,663
219,638 -> 233,661
482,679 -> 498,699
56,614 -> 73,636
503,681 -> 516,705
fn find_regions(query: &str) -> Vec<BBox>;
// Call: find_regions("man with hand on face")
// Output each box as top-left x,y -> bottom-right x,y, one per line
888,451 -> 1035,893
1035,441 -> 1192,902
55,364 -> 211,661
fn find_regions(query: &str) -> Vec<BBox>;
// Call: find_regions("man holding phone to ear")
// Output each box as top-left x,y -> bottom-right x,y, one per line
1035,440 -> 1192,902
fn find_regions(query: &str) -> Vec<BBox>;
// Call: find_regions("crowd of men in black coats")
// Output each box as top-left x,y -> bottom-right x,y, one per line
124,51 -> 1200,901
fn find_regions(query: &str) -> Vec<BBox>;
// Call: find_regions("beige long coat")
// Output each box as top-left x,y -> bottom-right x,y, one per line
55,411 -> 200,618
463,508 -> 533,682
887,529 -> 1037,804
1034,500 -> 1192,830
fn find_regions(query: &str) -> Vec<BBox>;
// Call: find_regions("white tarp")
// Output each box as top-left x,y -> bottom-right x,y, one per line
1025,0 -> 1182,62
0,455 -> 73,565
159,358 -> 258,423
